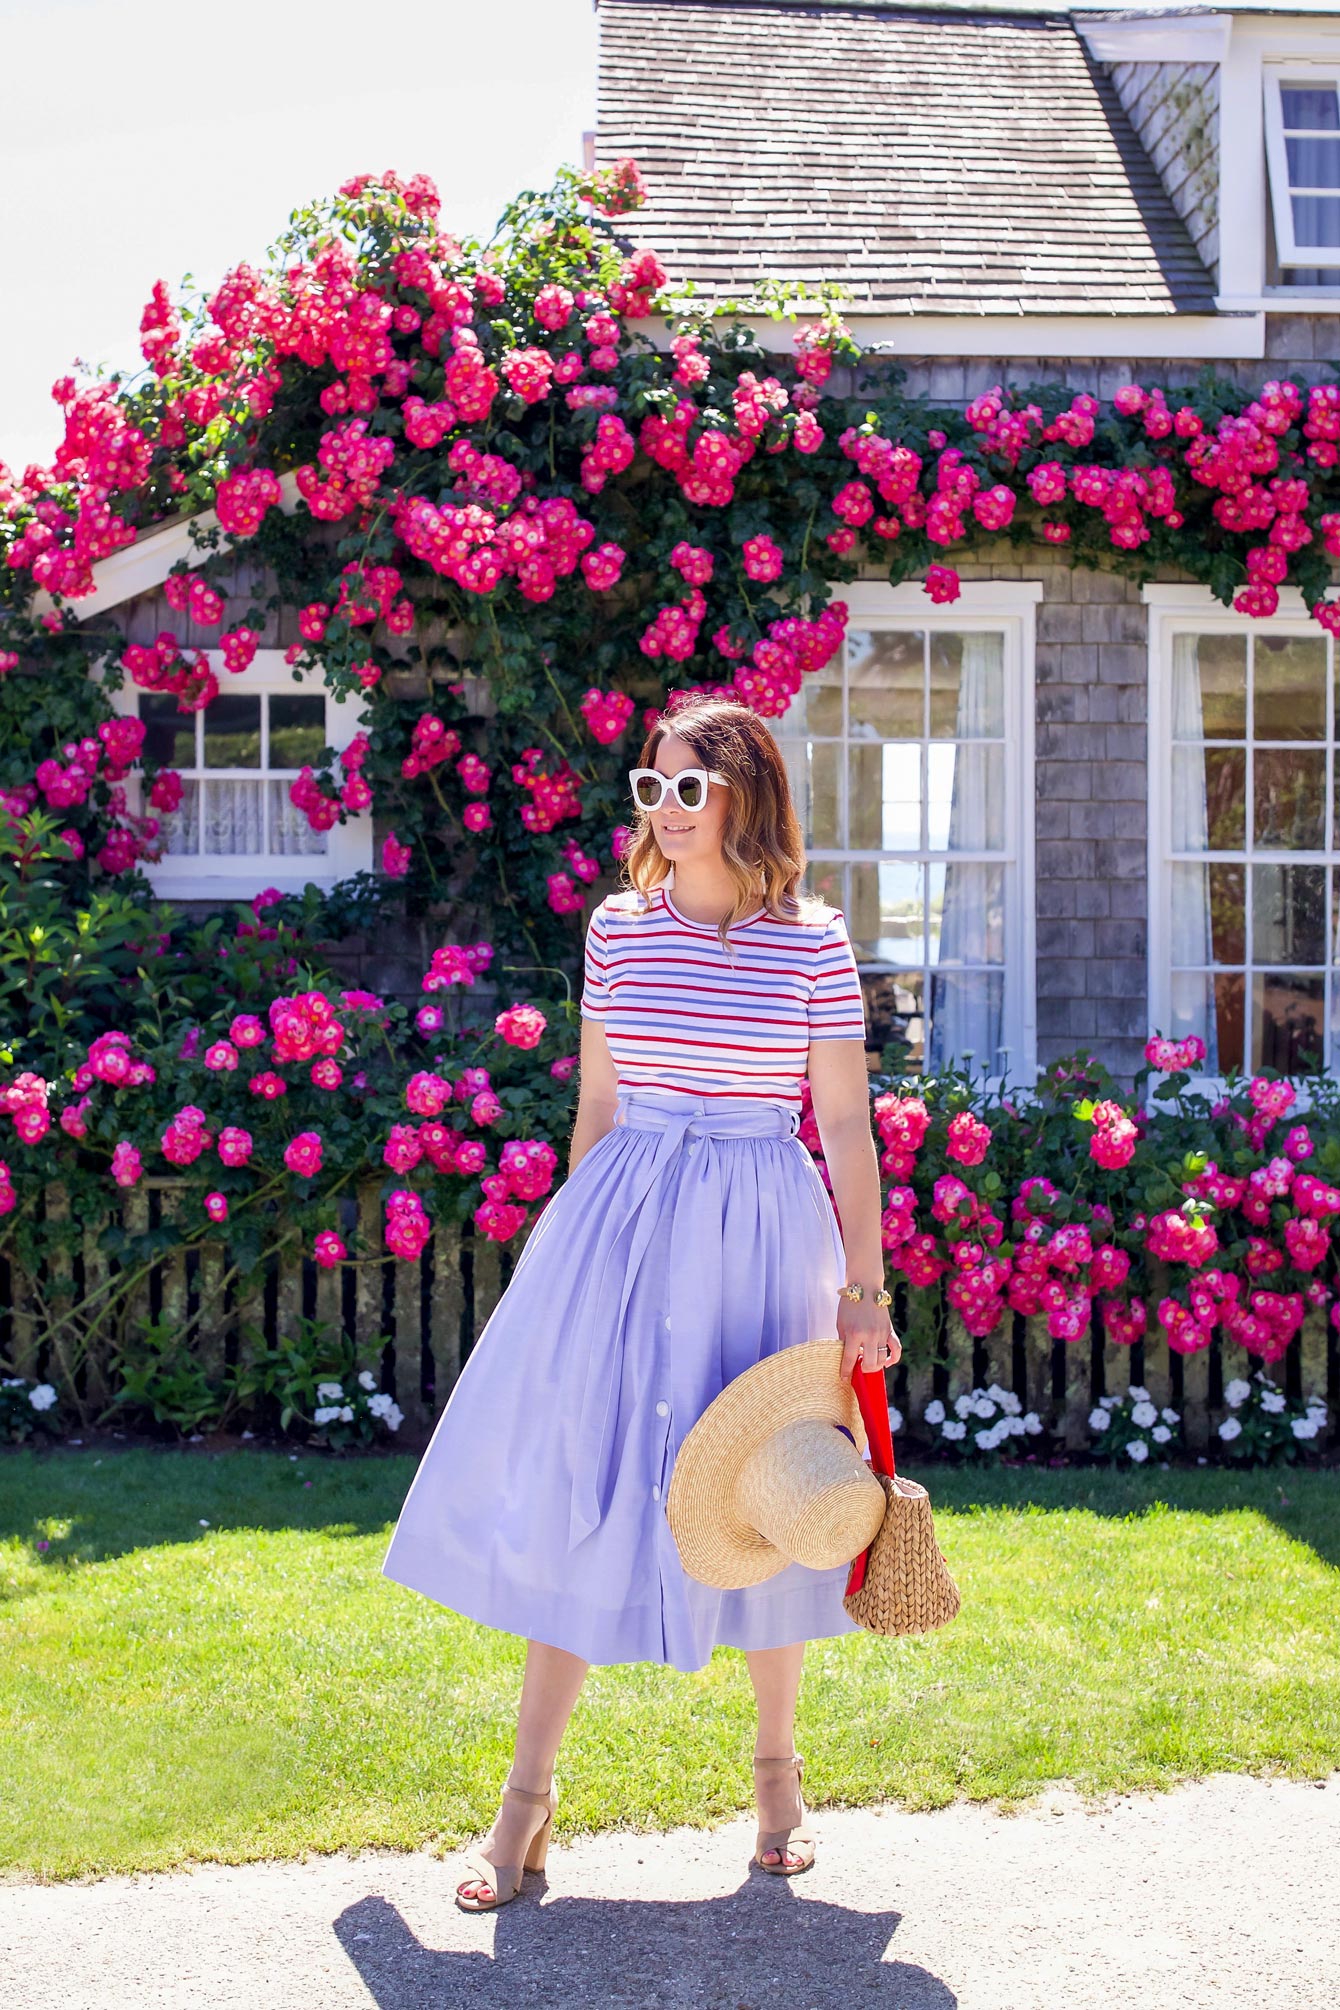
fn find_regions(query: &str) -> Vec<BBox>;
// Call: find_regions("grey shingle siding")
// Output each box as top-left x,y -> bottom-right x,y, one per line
1106,59 -> 1220,285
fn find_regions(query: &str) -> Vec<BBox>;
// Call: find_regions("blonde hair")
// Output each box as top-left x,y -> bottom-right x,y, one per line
616,695 -> 828,957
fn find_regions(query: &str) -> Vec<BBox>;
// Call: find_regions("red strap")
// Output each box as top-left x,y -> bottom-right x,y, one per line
844,1363 -> 896,1599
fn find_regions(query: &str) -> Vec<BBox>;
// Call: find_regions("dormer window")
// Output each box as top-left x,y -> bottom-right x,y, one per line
1264,71 -> 1340,280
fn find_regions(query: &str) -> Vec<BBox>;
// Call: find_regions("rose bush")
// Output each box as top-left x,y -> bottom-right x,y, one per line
0,158 -> 1337,1439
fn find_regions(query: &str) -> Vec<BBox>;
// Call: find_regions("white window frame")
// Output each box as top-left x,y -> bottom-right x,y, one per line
1214,23 -> 1340,311
1263,65 -> 1340,270
105,649 -> 373,900
1145,583 -> 1340,1112
766,579 -> 1039,1093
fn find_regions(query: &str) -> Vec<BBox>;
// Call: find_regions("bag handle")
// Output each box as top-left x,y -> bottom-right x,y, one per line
845,1362 -> 896,1599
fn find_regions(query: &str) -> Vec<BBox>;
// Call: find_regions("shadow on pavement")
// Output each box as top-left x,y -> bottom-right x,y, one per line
334,1875 -> 956,2009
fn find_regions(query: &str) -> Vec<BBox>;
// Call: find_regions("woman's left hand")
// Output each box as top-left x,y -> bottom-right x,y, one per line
836,1295 -> 903,1384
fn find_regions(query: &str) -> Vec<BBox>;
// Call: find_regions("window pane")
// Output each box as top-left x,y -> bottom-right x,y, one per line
203,695 -> 261,769
928,743 -> 1004,852
1171,745 -> 1242,851
269,695 -> 327,768
849,860 -> 923,965
848,630 -> 922,738
806,860 -> 844,909
1253,863 -> 1326,964
203,780 -> 264,853
1285,134 -> 1340,187
1292,194 -> 1340,247
867,966 -> 924,1073
851,742 -> 919,851
782,739 -> 839,850
927,970 -> 1004,1076
1172,633 -> 1246,739
1254,747 -> 1325,848
1171,972 -> 1245,1073
1171,862 -> 1246,965
1253,971 -> 1325,1074
929,631 -> 1004,739
1282,86 -> 1340,130
780,656 -> 842,737
928,862 -> 1005,965
269,783 -> 330,857
1254,634 -> 1326,740
140,695 -> 196,770
155,779 -> 200,855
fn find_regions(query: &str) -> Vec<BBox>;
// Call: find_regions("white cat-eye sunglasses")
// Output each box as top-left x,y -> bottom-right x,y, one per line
628,766 -> 729,813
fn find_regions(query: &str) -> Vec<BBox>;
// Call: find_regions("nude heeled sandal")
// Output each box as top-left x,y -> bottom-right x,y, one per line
752,1753 -> 816,1875
455,1775 -> 558,1911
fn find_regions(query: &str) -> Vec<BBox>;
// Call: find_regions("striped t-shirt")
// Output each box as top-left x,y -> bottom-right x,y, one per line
580,879 -> 868,1110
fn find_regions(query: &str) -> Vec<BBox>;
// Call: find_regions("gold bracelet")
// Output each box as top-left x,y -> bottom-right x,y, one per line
838,1282 -> 892,1308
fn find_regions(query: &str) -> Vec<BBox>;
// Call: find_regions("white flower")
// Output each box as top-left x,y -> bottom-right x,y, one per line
2,1376 -> 25,1389
316,1381 -> 344,1402
1005,1415 -> 1026,1436
1002,1392 -> 1022,1416
923,1398 -> 946,1426
1100,1393 -> 1118,1409
973,1397 -> 997,1420
1161,1407 -> 1179,1424
1291,1417 -> 1318,1440
368,1391 -> 393,1418
1224,1378 -> 1252,1408
1127,1385 -> 1150,1403
199,1518 -> 210,1527
942,1419 -> 967,1441
888,1405 -> 903,1433
357,1369 -> 377,1392
28,1384 -> 57,1412
1125,1439 -> 1149,1462
338,1405 -> 354,1423
1151,1425 -> 1171,1444
313,1405 -> 339,1425
973,1426 -> 998,1450
953,1394 -> 975,1419
1089,1406 -> 1111,1433
1261,1391 -> 1286,1415
1023,1412 -> 1042,1435
987,1382 -> 1012,1407
1132,1401 -> 1157,1429
1217,1415 -> 1243,1442
384,1402 -> 403,1431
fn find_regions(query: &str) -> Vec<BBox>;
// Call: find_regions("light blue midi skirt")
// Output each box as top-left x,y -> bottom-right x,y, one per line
379,1088 -> 862,1672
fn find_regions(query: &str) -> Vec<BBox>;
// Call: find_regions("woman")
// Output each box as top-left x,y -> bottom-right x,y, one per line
380,694 -> 901,1908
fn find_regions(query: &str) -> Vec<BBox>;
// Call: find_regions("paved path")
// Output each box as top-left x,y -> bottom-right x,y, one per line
3,1772 -> 1337,2010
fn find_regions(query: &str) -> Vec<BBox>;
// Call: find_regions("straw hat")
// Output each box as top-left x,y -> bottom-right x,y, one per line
666,1339 -> 887,1590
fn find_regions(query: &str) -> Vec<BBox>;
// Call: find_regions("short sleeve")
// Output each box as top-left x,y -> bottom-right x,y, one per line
580,903 -> 611,1019
808,909 -> 867,1041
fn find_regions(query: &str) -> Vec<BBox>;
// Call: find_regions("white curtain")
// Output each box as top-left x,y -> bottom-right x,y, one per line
270,781 -> 329,857
929,633 -> 1002,1076
203,779 -> 264,854
1170,634 -> 1219,1071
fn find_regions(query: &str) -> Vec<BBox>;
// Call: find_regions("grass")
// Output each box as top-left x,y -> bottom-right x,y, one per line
1,1446 -> 1338,1881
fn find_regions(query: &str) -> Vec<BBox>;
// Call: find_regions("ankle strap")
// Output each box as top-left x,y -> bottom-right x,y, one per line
503,1778 -> 553,1805
753,1753 -> 802,1770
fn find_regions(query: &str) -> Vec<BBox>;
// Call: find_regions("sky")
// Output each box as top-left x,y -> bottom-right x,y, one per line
0,0 -> 597,475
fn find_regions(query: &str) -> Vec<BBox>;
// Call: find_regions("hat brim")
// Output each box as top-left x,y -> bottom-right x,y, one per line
666,1338 -> 869,1589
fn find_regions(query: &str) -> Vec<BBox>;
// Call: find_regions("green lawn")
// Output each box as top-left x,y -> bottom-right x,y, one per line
2,1447 -> 1337,1881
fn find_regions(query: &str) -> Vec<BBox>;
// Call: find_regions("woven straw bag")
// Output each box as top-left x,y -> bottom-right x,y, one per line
842,1363 -> 961,1636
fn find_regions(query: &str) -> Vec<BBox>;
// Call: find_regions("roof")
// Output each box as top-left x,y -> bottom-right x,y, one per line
594,0 -> 1220,316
